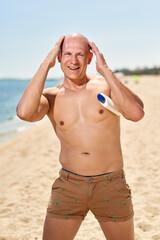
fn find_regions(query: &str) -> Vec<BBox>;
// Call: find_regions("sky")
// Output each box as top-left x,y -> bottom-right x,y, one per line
0,0 -> 160,79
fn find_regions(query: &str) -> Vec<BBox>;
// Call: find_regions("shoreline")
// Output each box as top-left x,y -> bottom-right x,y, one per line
0,116 -> 47,145
0,119 -> 51,151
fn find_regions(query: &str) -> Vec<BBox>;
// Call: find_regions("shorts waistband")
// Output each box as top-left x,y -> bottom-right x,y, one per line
62,168 -> 112,177
59,168 -> 125,182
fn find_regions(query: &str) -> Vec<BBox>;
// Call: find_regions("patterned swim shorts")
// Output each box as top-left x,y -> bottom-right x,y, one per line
46,168 -> 134,222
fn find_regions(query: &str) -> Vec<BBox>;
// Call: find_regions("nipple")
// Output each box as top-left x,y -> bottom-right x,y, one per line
60,121 -> 64,126
99,109 -> 104,114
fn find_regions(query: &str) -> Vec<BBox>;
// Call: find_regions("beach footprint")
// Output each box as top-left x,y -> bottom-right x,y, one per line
151,233 -> 160,240
137,222 -> 152,232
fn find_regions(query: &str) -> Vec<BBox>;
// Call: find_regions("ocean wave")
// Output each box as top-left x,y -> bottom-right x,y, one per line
17,126 -> 28,132
0,116 -> 33,144
0,129 -> 17,137
0,115 -> 45,144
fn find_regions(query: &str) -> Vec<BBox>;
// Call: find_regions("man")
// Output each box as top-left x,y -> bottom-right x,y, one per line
17,33 -> 144,240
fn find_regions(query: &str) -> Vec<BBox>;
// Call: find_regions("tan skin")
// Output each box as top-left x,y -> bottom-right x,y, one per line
17,33 -> 144,240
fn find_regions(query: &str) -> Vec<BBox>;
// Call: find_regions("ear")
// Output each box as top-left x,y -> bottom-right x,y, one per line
88,52 -> 93,64
57,51 -> 61,63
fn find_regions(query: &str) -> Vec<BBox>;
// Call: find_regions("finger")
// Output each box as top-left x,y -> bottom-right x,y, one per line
88,41 -> 95,52
52,36 -> 65,58
89,41 -> 99,55
88,41 -> 93,49
55,35 -> 65,48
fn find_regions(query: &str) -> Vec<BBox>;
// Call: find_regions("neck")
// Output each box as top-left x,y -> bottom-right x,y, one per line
63,75 -> 89,90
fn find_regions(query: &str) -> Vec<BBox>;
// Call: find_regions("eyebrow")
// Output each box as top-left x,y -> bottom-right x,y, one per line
63,50 -> 86,54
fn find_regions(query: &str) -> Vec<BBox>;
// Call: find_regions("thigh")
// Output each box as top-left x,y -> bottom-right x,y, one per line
43,216 -> 83,240
99,217 -> 134,240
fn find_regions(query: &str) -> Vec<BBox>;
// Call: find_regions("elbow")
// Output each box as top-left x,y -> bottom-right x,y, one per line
130,108 -> 145,122
123,106 -> 145,122
17,112 -> 27,121
16,106 -> 33,122
16,109 -> 27,121
132,110 -> 145,122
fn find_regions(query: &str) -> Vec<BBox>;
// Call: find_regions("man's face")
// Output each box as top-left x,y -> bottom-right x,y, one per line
60,36 -> 92,82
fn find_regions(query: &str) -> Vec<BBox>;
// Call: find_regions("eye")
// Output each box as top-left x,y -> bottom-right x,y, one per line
78,53 -> 84,56
64,52 -> 71,56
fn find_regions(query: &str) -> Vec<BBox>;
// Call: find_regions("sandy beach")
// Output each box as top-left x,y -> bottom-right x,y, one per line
0,75 -> 160,240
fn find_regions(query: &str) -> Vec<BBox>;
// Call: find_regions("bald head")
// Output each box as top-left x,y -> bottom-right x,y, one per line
64,33 -> 89,44
60,33 -> 90,56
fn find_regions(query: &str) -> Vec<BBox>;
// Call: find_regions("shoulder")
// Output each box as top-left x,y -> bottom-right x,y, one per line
43,81 -> 63,96
87,74 -> 108,83
87,74 -> 111,97
87,74 -> 104,80
87,74 -> 110,87
42,81 -> 64,104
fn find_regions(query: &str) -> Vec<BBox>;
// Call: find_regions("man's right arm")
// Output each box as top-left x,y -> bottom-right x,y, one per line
16,36 -> 64,122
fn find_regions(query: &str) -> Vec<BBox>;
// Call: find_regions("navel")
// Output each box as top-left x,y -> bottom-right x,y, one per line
81,152 -> 90,155
99,109 -> 104,114
60,121 -> 64,126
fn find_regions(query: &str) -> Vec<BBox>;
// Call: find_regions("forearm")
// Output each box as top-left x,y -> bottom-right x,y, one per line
16,60 -> 50,119
101,67 -> 144,121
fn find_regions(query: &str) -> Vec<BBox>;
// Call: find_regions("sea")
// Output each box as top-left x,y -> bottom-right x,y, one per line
0,78 -> 62,144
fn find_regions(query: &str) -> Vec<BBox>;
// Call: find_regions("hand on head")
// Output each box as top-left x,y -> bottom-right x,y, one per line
45,35 -> 65,69
89,41 -> 108,74
46,33 -> 108,74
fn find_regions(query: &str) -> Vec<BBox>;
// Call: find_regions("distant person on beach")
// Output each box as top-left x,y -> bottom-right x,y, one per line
16,33 -> 144,240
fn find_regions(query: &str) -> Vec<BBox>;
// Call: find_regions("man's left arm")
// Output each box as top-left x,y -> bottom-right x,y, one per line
89,42 -> 144,122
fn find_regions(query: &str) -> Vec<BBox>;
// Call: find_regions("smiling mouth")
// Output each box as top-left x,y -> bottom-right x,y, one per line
68,66 -> 80,70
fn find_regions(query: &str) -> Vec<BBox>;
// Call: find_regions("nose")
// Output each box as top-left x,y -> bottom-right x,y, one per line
71,55 -> 78,64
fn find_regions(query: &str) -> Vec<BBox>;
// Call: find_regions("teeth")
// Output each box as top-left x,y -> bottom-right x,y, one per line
68,67 -> 79,70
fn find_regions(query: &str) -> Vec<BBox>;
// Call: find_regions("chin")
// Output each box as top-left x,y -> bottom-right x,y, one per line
64,72 -> 83,81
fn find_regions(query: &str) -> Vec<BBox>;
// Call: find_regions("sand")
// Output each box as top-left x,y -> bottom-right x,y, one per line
0,75 -> 160,240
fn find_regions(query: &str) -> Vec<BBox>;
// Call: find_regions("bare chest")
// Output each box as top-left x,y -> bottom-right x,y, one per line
53,87 -> 111,131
